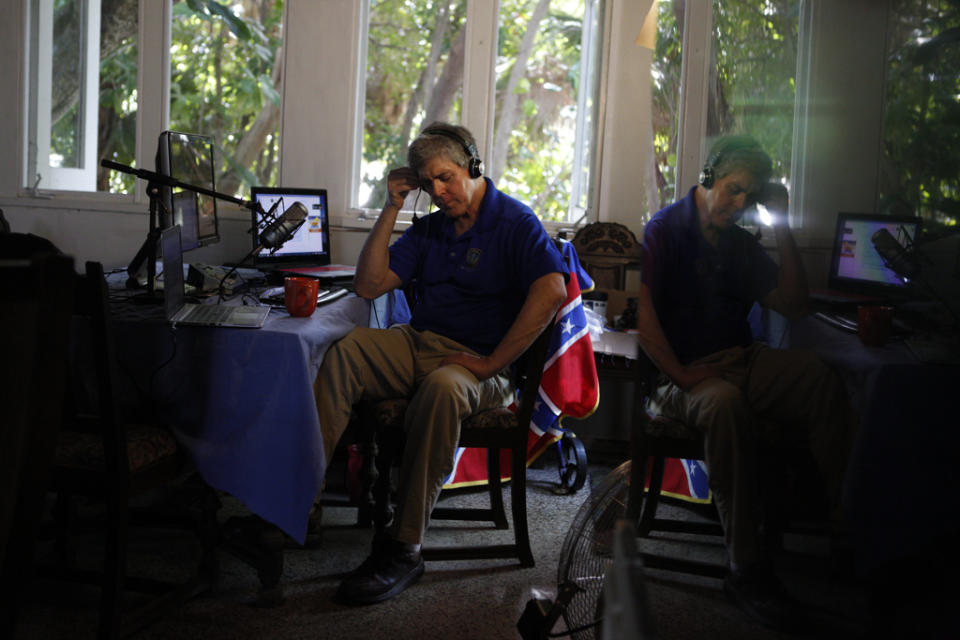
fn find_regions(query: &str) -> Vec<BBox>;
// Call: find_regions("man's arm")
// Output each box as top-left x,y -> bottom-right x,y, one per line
353,167 -> 417,300
635,282 -> 718,391
440,272 -> 567,381
758,184 -> 808,319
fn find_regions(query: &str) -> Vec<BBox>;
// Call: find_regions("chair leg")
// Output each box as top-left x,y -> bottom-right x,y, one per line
510,446 -> 534,568
486,447 -> 508,529
627,454 -> 647,523
99,490 -> 128,640
638,456 -> 665,537
372,430 -> 398,533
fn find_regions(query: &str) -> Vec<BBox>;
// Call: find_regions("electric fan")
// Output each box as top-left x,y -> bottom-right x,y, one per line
556,460 -> 632,638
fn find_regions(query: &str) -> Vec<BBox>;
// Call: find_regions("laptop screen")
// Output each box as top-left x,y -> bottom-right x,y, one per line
156,131 -> 219,252
161,225 -> 186,320
828,212 -> 921,297
251,187 -> 330,268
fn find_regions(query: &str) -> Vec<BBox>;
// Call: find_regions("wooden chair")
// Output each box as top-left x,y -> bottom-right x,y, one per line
625,358 -> 728,578
361,319 -> 556,567
570,221 -> 642,291
41,261 -> 218,639
570,222 -> 727,576
1,251 -> 75,637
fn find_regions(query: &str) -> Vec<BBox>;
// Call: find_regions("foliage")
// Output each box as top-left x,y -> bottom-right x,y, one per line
361,0 -> 466,209
495,0 -> 588,221
91,0 -> 285,196
168,0 -> 283,197
881,0 -> 960,228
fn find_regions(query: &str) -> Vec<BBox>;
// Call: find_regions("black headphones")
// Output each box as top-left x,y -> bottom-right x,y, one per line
422,126 -> 484,179
698,151 -> 723,189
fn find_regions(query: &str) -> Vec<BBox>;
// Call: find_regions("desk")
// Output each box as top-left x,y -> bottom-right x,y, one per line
776,313 -> 959,578
109,282 -> 409,546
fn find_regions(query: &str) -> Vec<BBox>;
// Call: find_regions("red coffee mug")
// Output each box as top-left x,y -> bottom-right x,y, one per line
857,305 -> 894,347
284,276 -> 319,317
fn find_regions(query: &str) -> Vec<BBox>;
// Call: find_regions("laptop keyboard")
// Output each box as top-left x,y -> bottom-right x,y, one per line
182,303 -> 237,324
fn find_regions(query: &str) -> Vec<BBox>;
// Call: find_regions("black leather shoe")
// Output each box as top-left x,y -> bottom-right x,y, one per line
723,563 -> 804,632
335,538 -> 424,605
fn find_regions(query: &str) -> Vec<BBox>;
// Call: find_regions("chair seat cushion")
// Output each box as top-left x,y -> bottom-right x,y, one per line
371,397 -> 518,432
462,406 -> 517,430
55,425 -> 179,472
371,398 -> 409,427
646,415 -> 701,440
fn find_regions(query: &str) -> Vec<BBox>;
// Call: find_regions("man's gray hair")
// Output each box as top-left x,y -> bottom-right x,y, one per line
705,134 -> 773,185
408,122 -> 476,173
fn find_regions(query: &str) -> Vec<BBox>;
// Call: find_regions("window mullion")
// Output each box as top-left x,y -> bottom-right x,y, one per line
462,0 -> 499,166
134,0 -> 172,205
674,0 -> 712,200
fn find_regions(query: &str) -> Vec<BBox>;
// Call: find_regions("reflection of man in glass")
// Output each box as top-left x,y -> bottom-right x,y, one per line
314,122 -> 568,605
637,135 -> 857,630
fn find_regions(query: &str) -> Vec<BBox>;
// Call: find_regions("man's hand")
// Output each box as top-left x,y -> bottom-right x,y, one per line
759,182 -> 789,227
385,166 -> 422,210
440,352 -> 498,381
674,363 -> 721,391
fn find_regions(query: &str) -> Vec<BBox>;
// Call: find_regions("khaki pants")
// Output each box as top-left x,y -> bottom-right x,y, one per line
314,324 -> 513,545
649,343 -> 857,568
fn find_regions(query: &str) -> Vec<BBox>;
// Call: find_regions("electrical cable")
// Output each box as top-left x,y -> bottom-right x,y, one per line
547,618 -> 602,637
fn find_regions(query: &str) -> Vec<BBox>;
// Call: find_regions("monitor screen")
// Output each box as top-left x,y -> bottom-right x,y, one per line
155,131 -> 219,251
828,212 -> 921,296
250,187 -> 330,267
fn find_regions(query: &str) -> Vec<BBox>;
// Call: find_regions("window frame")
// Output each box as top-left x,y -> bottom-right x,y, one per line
349,0 -> 610,228
27,0 -> 102,192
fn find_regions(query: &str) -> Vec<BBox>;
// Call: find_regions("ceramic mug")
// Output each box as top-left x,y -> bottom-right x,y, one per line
857,305 -> 894,347
284,276 -> 319,317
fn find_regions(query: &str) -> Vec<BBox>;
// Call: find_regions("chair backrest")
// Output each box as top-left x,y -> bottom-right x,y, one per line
570,222 -> 643,291
61,262 -> 131,481
512,318 -> 556,426
0,251 -> 74,617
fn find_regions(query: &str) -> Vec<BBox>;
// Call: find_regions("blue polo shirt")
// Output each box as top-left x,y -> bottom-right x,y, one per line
641,186 -> 778,364
388,178 -> 566,355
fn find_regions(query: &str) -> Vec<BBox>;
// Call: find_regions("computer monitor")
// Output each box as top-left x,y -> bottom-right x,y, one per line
828,212 -> 921,298
250,186 -> 330,268
155,131 -> 219,252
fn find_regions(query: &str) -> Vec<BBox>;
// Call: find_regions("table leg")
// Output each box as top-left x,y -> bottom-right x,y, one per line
220,515 -> 286,606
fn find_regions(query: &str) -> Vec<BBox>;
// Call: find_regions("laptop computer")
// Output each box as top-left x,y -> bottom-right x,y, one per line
809,212 -> 922,307
161,225 -> 271,328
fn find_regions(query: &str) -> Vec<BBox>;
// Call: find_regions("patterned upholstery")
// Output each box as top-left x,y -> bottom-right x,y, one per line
646,415 -> 701,440
370,399 -> 517,431
463,406 -> 516,430
55,425 -> 179,472
370,399 -> 408,427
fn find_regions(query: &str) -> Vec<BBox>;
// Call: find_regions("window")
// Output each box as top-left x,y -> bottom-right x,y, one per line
27,0 -> 138,193
358,0 -> 467,213
881,0 -> 960,229
710,0 -> 799,184
651,0 -> 682,211
169,0 -> 284,199
651,1 -> 799,213
356,0 -> 605,223
494,0 -> 604,222
25,0 -> 283,199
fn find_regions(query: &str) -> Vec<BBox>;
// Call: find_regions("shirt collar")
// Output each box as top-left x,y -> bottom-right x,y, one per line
440,177 -> 500,239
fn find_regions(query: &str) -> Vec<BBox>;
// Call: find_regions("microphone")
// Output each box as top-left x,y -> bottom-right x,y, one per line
871,227 -> 918,281
255,201 -> 308,253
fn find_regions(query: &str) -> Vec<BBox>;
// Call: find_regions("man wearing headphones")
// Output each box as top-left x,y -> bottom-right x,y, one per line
315,122 -> 567,605
636,135 -> 856,630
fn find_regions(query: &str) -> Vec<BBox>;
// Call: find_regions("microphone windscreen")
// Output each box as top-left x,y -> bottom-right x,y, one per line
261,201 -> 308,249
871,227 -> 917,279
